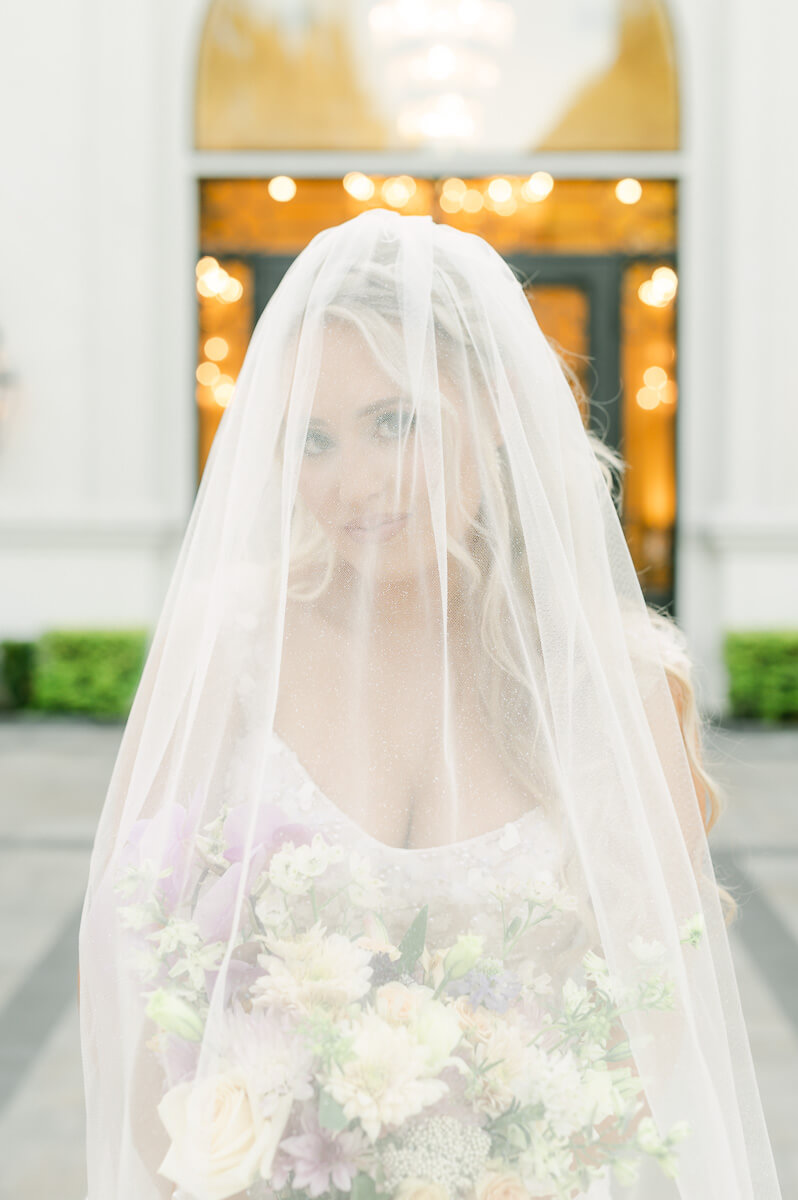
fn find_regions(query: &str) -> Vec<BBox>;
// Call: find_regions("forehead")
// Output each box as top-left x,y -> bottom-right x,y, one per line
310,319 -> 407,422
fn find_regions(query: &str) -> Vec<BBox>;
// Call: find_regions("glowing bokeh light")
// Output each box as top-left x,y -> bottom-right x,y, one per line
461,188 -> 484,213
487,177 -> 513,204
643,366 -> 668,388
343,172 -> 375,201
616,178 -> 643,205
204,337 -> 229,362
196,361 -> 220,386
268,175 -> 297,202
213,375 -> 236,407
521,171 -> 554,202
220,277 -> 244,303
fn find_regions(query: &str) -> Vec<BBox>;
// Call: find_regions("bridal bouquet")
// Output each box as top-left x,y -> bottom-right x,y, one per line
114,794 -> 703,1200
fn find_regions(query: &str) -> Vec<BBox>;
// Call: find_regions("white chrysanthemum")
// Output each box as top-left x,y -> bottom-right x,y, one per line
322,1012 -> 449,1140
214,1005 -> 315,1105
410,992 -> 463,1073
515,1042 -> 601,1135
148,917 -> 203,956
628,934 -> 667,964
254,884 -> 290,930
252,923 -> 372,1014
268,835 -> 342,895
168,940 -> 227,993
465,1018 -> 532,1116
347,851 -> 385,909
679,912 -> 705,947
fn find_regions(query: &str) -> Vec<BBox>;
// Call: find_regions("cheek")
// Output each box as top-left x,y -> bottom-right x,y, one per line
297,469 -> 333,524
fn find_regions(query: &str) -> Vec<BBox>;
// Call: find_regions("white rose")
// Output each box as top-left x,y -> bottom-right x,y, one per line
157,1069 -> 292,1200
394,1179 -> 450,1200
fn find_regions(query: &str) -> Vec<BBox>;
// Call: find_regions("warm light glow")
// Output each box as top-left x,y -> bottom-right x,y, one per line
195,256 -> 218,277
636,386 -> 661,410
616,178 -> 643,205
220,277 -> 244,303
442,177 -> 467,199
461,187 -> 484,213
213,375 -> 235,407
197,266 -> 229,297
343,172 -> 376,201
268,175 -> 297,202
494,197 -> 517,216
425,43 -> 457,79
368,0 -> 515,43
643,366 -> 668,389
382,176 -> 415,207
639,281 -> 669,307
653,266 -> 678,291
487,177 -> 513,203
521,172 -> 554,202
661,381 -> 678,405
204,337 -> 229,362
196,361 -> 220,386
398,93 -> 477,141
439,193 -> 463,213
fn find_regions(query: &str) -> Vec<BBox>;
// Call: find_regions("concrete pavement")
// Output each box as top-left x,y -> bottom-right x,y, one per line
0,715 -> 795,1198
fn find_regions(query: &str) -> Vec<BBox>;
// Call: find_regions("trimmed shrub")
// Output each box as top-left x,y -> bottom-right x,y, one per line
0,640 -> 36,708
32,629 -> 149,718
724,631 -> 798,722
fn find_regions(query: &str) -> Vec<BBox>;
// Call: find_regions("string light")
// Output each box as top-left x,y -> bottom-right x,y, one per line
268,176 -> 297,202
616,178 -> 643,204
204,337 -> 229,362
343,172 -> 376,201
521,172 -> 554,202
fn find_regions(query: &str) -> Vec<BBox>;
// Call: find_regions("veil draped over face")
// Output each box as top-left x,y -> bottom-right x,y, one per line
79,209 -> 782,1200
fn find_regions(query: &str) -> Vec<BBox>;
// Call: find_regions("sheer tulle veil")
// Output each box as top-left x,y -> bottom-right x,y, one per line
79,209 -> 783,1200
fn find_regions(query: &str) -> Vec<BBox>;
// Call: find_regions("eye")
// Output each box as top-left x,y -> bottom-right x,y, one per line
374,409 -> 416,440
303,429 -> 334,457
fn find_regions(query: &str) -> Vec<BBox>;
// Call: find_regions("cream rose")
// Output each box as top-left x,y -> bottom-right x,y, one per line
394,1177 -> 450,1200
475,1168 -> 532,1200
375,981 -> 424,1023
453,995 -> 498,1043
157,1068 -> 292,1200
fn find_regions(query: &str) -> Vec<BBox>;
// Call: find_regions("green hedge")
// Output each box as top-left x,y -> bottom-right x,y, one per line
31,629 -> 149,718
0,640 -> 36,708
724,631 -> 798,722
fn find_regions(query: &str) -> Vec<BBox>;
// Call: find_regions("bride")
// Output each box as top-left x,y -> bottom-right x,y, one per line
78,209 -> 783,1199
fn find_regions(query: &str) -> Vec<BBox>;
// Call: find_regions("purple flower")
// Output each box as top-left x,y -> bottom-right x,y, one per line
280,1103 -> 369,1196
447,968 -> 522,1013
223,802 -> 313,863
120,791 -> 204,908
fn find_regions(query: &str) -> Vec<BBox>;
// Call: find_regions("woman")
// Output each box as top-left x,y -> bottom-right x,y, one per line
79,209 -> 782,1199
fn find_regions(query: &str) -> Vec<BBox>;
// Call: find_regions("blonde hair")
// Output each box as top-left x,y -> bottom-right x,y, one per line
280,264 -> 737,929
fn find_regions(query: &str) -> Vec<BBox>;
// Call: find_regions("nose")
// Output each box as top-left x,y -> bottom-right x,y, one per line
336,439 -> 398,513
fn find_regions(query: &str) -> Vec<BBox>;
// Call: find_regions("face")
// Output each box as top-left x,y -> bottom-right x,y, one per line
294,321 -> 483,584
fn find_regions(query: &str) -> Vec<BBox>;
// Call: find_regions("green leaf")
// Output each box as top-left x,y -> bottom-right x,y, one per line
505,916 -> 522,939
351,1172 -> 378,1200
398,905 -> 428,971
318,1089 -> 349,1132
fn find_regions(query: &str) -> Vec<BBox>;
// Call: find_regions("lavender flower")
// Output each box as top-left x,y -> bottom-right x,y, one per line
446,966 -> 522,1013
280,1103 -> 370,1196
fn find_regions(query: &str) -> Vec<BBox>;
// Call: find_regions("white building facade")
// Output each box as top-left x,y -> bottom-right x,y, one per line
0,0 -> 796,715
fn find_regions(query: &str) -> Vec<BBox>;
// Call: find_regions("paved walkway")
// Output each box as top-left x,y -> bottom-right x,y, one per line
0,716 -> 795,1199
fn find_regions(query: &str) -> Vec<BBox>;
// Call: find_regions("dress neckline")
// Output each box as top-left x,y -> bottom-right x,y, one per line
269,728 -> 547,857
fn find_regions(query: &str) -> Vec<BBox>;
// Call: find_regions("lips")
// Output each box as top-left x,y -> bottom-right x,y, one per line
344,513 -> 409,543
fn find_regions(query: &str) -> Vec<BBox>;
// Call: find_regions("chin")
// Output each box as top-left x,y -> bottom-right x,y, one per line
334,541 -> 437,583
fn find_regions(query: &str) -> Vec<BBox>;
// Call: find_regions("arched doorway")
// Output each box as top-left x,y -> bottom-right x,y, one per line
192,0 -> 680,609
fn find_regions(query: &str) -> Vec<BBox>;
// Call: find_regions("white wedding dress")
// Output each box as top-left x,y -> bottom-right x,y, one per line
264,732 -> 613,1200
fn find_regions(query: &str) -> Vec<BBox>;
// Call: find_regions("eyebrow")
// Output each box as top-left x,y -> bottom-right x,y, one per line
308,397 -> 407,426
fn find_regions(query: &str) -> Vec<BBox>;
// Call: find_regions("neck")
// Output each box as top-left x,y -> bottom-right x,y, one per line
319,557 -> 468,637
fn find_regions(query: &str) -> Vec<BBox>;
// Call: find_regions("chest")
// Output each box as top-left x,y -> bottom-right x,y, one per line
274,603 -> 537,850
